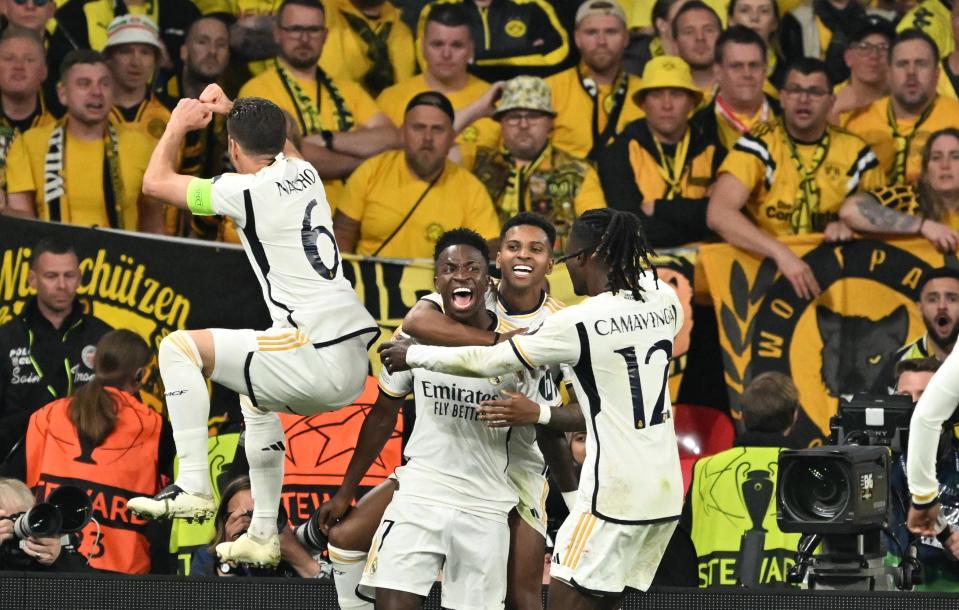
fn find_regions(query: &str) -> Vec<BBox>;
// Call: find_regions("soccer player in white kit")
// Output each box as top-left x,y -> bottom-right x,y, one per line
380,209 -> 685,609
320,213 -> 579,610
127,88 -> 379,567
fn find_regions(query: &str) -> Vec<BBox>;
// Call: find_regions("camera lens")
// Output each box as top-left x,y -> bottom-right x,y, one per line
13,503 -> 62,539
783,459 -> 850,522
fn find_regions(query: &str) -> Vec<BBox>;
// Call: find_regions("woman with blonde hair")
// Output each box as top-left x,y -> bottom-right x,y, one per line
839,128 -> 959,252
25,329 -> 170,574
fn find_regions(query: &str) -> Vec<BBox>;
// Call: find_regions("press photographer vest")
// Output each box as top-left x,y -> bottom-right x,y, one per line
689,445 -> 802,586
25,388 -> 162,574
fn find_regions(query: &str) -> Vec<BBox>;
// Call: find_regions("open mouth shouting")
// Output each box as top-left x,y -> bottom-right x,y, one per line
451,286 -> 474,311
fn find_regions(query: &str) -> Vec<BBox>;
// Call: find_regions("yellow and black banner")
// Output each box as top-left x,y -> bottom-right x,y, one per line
699,235 -> 953,446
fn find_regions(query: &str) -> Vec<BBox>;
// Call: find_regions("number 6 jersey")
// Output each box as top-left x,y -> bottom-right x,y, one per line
189,153 -> 377,344
408,273 -> 685,524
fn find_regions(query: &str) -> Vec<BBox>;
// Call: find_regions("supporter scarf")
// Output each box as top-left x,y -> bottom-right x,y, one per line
887,97 -> 934,185
340,10 -> 395,97
500,145 -> 550,218
782,122 -> 829,234
276,63 -> 355,135
651,131 -> 691,200
578,65 -> 629,160
0,94 -> 45,180
715,94 -> 769,135
43,119 -> 124,228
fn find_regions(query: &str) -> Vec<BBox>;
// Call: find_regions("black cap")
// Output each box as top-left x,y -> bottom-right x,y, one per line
404,91 -> 455,124
919,266 -> 959,294
850,15 -> 895,44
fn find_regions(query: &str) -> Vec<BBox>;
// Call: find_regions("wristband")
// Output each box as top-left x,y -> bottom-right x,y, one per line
321,130 -> 335,151
562,491 -> 577,510
537,404 -> 552,425
491,331 -> 500,346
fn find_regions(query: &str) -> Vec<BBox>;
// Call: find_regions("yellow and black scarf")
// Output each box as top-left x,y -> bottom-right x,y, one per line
276,63 -> 355,135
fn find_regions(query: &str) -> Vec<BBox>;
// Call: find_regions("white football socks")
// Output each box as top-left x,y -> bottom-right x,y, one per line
328,543 -> 373,609
240,395 -> 286,540
159,331 -> 212,496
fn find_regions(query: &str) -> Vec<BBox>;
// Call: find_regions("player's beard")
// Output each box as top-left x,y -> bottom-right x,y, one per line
284,50 -> 321,71
925,314 -> 959,352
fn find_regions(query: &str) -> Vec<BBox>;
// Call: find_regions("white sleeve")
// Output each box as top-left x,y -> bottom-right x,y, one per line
907,350 -> 959,504
210,172 -> 257,227
407,309 -> 581,377
519,367 -> 563,408
378,362 -> 413,398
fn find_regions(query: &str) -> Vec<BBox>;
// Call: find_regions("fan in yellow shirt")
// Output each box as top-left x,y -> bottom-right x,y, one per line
4,50 -> 161,233
333,92 -> 500,259
238,0 -> 398,210
376,3 -> 500,154
839,127 -> 959,251
707,58 -> 883,300
319,0 -> 415,98
546,0 -> 644,160
845,30 -> 959,186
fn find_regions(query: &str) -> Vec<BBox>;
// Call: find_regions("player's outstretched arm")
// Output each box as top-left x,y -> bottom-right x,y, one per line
318,390 -> 403,534
142,98 -> 213,209
379,337 -> 526,378
403,299 -> 525,347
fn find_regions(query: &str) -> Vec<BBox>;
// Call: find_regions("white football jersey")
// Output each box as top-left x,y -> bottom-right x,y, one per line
380,346 -> 547,521
409,274 -> 685,523
210,154 -> 377,344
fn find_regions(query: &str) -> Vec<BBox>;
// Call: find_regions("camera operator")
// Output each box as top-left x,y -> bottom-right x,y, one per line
0,477 -> 67,571
190,476 -> 326,579
889,358 -> 959,590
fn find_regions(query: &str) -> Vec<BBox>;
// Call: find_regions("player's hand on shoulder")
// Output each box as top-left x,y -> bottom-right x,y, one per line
378,338 -> 412,373
479,389 -> 539,427
497,327 -> 527,343
199,84 -> 234,115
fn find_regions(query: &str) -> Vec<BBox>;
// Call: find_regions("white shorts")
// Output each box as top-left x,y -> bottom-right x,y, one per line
360,498 -> 509,610
209,327 -> 373,414
550,505 -> 677,596
511,468 -> 548,538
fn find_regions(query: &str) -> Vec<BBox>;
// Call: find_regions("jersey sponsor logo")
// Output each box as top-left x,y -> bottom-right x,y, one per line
420,379 -> 498,404
7,347 -> 38,384
275,168 -> 319,196
593,306 -> 677,336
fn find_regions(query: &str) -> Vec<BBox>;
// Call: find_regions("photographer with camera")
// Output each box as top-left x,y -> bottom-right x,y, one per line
190,475 -> 326,579
0,477 -> 74,571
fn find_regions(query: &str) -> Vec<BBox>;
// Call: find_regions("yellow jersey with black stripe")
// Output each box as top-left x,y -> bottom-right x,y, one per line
898,0 -> 953,58
109,92 -> 174,141
0,97 -> 56,191
375,73 -> 501,151
845,95 -> 959,186
720,120 -> 884,235
238,65 -> 382,207
319,0 -> 416,97
545,66 -> 644,160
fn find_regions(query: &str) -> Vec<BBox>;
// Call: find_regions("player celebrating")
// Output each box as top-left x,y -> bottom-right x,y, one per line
321,213 -> 580,610
380,209 -> 684,608
128,88 -> 378,567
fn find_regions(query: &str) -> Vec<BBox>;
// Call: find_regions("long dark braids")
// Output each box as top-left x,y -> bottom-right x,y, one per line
570,209 -> 657,301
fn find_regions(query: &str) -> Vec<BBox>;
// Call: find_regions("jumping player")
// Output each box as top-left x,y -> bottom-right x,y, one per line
380,209 -> 684,609
127,87 -> 378,567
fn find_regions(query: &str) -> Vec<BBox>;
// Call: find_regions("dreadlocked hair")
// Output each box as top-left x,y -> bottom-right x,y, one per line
570,209 -> 657,301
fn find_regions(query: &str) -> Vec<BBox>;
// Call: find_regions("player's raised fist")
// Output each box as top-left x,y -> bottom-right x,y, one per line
170,98 -> 213,132
199,84 -> 233,115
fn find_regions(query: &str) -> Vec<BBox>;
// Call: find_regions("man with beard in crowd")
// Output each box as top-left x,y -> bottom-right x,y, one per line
872,267 -> 959,393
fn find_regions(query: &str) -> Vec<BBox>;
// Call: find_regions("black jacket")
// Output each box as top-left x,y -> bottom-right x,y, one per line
0,298 -> 112,461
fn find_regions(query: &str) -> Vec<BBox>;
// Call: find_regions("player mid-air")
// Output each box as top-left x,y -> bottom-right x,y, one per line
128,86 -> 378,567
380,209 -> 685,609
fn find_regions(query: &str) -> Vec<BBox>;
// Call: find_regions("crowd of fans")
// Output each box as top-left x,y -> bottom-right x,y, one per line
3,0 -> 959,598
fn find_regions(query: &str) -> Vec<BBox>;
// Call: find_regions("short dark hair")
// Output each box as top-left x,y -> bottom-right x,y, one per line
433,228 -> 490,264
671,0 -> 721,41
890,28 -> 939,65
60,48 -> 107,81
0,26 -> 44,54
784,56 -> 832,89
426,3 -> 471,29
652,0 -> 681,25
500,212 -> 557,248
894,357 -> 941,385
277,0 -> 324,23
30,236 -> 77,268
715,24 -> 766,64
227,97 -> 288,157
741,372 -> 800,434
405,90 -> 455,123
918,266 -> 959,295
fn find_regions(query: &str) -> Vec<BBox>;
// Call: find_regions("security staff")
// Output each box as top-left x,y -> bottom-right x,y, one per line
681,372 -> 803,587
0,238 -> 112,461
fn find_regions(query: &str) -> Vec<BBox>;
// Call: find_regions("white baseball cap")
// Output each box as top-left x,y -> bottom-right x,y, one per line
103,15 -> 163,52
